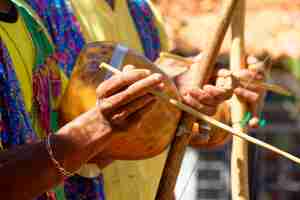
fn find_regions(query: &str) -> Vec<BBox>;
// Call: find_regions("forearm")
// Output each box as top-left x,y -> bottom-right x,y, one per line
0,107 -> 112,199
0,140 -> 64,199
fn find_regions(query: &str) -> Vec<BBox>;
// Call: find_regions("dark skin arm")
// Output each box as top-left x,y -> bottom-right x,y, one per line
0,108 -> 112,200
0,69 -> 163,199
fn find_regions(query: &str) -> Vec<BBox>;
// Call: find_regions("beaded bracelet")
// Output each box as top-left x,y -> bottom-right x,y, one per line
45,133 -> 74,177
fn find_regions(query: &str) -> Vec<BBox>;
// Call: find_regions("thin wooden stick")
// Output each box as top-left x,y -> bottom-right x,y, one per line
100,62 -> 300,165
160,52 -> 292,96
230,1 -> 249,200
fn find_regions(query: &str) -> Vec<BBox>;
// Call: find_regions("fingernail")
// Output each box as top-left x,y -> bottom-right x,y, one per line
153,73 -> 163,81
183,94 -> 193,102
157,83 -> 165,90
144,69 -> 151,75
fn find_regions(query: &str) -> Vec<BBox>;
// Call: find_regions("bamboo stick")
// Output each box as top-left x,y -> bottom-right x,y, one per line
230,1 -> 249,200
100,62 -> 300,165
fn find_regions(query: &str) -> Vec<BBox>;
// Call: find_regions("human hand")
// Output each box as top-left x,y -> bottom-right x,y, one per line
174,55 -> 233,116
232,57 -> 267,128
175,55 -> 266,126
89,65 -> 164,164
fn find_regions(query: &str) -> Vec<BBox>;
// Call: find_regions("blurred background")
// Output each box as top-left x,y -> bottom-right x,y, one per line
152,0 -> 300,199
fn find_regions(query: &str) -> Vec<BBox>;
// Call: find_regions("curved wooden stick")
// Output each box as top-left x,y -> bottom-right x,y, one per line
101,62 -> 300,165
230,1 -> 249,200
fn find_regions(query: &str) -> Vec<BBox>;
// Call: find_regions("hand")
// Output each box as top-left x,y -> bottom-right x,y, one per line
173,55 -> 266,149
175,54 -> 266,126
232,57 -> 267,128
90,65 -> 164,164
175,55 -> 233,116
96,65 -> 164,126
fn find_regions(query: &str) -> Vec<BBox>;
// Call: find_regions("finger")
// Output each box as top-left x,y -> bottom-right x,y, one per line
234,87 -> 260,104
216,75 -> 236,92
110,95 -> 155,123
247,56 -> 259,65
247,55 -> 268,76
216,69 -> 232,78
97,69 -> 151,98
234,69 -> 265,81
249,62 -> 265,73
210,68 -> 230,83
203,85 -> 231,102
192,53 -> 203,62
97,98 -> 115,114
183,94 -> 217,116
239,81 -> 265,94
103,73 -> 163,113
211,68 -> 231,80
156,82 -> 165,91
187,88 -> 218,106
111,100 -> 156,127
123,65 -> 136,72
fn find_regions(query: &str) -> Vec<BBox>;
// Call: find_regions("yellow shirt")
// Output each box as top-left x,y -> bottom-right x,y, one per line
0,15 -> 35,113
70,1 -> 169,200
70,0 -> 169,54
0,8 -> 68,140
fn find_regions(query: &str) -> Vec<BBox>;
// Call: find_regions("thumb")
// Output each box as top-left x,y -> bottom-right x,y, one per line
192,53 -> 203,63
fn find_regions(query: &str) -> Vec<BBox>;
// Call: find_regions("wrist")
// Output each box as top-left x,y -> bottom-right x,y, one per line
55,107 -> 113,170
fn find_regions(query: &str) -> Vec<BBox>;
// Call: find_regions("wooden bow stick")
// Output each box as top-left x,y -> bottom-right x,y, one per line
100,62 -> 300,164
160,52 -> 291,97
156,1 -> 243,199
230,1 -> 249,200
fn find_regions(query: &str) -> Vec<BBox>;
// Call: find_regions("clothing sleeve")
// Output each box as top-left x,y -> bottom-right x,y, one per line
146,0 -> 170,52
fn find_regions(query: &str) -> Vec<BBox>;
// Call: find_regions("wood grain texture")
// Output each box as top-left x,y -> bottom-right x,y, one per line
230,1 -> 250,200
